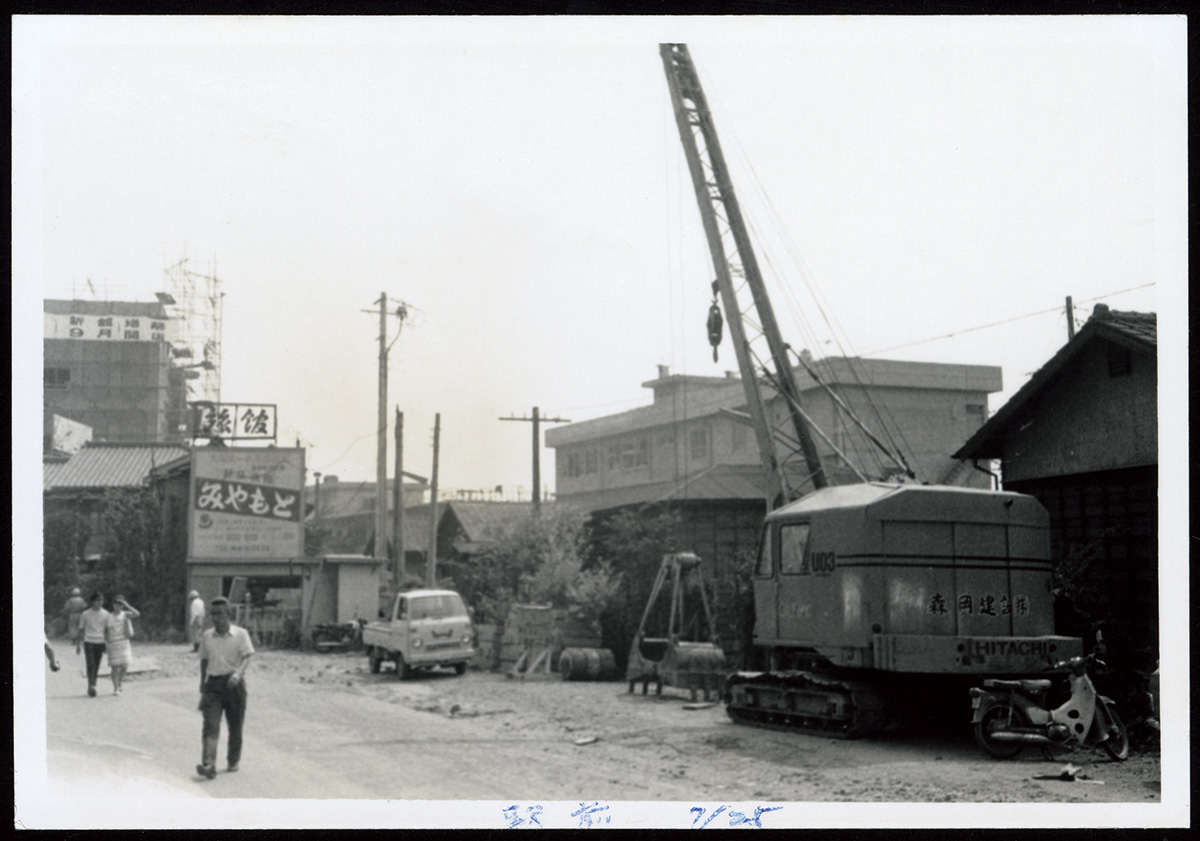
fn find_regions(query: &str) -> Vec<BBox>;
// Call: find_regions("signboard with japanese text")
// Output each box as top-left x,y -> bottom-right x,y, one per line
44,311 -> 179,343
188,447 -> 305,561
193,403 -> 278,440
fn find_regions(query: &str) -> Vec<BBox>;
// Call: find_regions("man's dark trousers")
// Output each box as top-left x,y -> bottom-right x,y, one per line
199,674 -> 247,767
83,642 -> 105,692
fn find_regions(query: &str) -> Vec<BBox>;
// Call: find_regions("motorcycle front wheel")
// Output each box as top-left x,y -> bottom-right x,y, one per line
1101,705 -> 1130,761
974,702 -> 1028,759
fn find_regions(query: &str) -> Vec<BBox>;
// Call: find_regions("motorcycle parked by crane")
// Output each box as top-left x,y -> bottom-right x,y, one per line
969,638 -> 1129,761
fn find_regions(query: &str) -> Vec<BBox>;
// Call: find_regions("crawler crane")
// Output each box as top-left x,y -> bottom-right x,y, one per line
660,43 -> 1082,736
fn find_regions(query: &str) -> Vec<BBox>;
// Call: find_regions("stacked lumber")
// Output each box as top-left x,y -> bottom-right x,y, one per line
491,604 -> 604,674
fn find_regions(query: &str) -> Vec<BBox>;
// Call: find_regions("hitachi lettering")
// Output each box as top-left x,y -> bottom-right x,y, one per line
970,639 -> 1050,657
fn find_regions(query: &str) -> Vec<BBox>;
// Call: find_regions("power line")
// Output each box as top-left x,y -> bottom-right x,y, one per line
861,284 -> 1156,357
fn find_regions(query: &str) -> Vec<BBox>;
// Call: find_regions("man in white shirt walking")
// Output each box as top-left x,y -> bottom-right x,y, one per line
75,592 -> 109,697
196,596 -> 254,780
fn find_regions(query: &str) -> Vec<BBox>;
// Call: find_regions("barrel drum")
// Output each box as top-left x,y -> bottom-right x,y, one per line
559,647 -> 618,681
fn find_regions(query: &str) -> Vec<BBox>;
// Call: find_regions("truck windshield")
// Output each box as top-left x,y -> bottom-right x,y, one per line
408,594 -> 468,620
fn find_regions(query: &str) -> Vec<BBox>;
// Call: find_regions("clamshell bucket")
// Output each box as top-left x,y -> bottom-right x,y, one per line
626,553 -> 728,701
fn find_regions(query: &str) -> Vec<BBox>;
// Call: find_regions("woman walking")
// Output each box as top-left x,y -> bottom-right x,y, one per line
104,595 -> 140,695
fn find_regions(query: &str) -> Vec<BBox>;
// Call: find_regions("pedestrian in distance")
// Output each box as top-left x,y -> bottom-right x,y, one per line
76,592 -> 109,697
187,590 -> 206,653
104,595 -> 140,695
196,596 -> 255,780
64,587 -> 88,653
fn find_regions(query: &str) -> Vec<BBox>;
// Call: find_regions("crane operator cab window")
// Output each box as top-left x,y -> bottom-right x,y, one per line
780,523 -> 811,575
756,526 -> 774,577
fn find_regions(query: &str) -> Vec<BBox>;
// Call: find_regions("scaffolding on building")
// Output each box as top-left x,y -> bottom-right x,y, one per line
162,256 -> 224,407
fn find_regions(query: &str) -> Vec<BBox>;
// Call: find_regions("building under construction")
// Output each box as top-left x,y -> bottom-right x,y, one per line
42,257 -> 223,446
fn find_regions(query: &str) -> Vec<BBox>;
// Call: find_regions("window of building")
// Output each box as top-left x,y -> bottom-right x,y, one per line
605,442 -> 618,472
44,367 -> 70,389
585,448 -> 598,475
620,437 -> 649,470
1107,343 -> 1132,378
965,404 -> 986,418
780,523 -> 811,575
565,451 -> 584,478
689,427 -> 710,461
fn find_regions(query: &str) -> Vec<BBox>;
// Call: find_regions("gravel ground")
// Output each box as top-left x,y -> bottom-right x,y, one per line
137,643 -> 1163,805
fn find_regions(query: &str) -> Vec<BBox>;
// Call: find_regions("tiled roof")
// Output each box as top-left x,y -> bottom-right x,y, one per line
442,501 -> 535,541
954,305 -> 1156,460
316,508 -> 431,554
1091,305 -> 1156,349
44,442 -> 191,492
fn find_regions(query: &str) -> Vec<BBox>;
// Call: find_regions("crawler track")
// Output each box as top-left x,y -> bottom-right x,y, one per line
724,671 -> 887,739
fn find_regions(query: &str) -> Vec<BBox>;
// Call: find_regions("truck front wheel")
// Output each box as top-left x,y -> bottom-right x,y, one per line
394,653 -> 409,680
368,647 -> 383,674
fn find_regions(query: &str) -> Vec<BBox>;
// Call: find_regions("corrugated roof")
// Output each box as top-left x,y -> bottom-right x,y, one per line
954,305 -> 1156,460
43,460 -> 68,492
43,442 -> 191,492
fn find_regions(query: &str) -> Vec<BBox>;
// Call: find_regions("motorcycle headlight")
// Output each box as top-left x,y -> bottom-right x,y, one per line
412,638 -> 423,649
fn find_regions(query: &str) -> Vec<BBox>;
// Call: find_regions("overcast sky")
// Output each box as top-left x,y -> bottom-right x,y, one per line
11,14 -> 1190,830
14,16 -> 1186,497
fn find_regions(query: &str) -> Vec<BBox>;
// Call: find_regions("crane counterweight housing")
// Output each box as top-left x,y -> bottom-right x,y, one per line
753,483 -> 1080,675
726,483 -> 1083,736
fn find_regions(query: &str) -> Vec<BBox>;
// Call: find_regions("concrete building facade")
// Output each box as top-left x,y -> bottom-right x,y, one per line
547,357 -> 1004,513
43,299 -> 189,444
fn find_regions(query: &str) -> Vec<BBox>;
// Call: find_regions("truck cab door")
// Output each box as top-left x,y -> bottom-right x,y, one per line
395,596 -> 409,653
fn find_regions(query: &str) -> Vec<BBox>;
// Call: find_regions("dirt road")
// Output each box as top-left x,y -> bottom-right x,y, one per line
26,643 -> 1166,828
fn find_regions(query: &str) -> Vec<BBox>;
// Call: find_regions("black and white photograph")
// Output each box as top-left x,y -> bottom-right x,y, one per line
12,14 -> 1188,830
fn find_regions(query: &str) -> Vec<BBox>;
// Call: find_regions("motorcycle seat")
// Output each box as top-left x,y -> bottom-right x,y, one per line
983,678 -> 1052,693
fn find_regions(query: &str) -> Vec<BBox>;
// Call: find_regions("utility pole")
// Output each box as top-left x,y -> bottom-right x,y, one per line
1066,296 -> 1076,340
361,295 -> 409,567
426,413 -> 441,587
500,407 -> 570,513
313,472 -> 322,523
392,409 -> 404,590
375,293 -> 388,564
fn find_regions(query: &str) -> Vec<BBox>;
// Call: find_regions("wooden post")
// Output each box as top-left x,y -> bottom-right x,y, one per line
393,409 -> 404,590
426,413 -> 440,588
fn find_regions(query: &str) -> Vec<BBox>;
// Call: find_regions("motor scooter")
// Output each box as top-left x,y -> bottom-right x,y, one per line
969,650 -> 1129,761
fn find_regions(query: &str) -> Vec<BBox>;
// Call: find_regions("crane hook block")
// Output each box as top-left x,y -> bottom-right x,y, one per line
707,302 -> 724,362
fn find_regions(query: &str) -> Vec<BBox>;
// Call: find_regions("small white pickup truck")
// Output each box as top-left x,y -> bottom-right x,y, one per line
362,589 -> 475,679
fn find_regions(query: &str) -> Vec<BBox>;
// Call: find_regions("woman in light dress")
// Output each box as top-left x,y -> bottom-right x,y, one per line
104,595 -> 140,695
